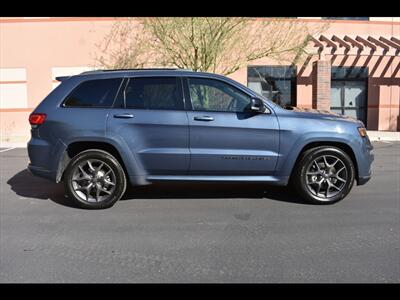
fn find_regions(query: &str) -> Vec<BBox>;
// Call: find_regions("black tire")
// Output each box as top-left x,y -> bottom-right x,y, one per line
292,146 -> 355,205
64,149 -> 127,209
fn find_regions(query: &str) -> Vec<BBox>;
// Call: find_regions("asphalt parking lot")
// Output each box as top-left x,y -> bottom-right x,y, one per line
0,142 -> 399,283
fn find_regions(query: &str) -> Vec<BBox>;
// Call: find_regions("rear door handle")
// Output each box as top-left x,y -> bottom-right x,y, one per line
194,116 -> 214,121
113,113 -> 134,119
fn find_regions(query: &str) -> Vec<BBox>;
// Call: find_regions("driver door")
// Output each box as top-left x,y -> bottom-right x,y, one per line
184,77 -> 280,176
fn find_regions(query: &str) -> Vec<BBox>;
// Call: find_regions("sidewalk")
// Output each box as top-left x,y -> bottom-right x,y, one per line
367,131 -> 400,141
1,130 -> 399,149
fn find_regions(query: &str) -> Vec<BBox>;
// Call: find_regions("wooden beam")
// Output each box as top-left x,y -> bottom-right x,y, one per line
390,37 -> 400,45
367,36 -> 390,51
379,37 -> 400,51
310,36 -> 324,48
319,35 -> 337,49
356,36 -> 377,51
343,35 -> 364,50
332,35 -> 351,50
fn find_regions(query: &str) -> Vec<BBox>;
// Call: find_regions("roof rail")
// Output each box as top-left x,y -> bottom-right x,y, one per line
79,68 -> 194,75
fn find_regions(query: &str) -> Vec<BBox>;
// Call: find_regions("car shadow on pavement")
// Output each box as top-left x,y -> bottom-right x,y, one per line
122,182 -> 308,205
7,169 -> 309,208
6,169 -> 79,208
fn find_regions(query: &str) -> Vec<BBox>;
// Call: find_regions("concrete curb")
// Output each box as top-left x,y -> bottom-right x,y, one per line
0,142 -> 28,148
367,131 -> 400,141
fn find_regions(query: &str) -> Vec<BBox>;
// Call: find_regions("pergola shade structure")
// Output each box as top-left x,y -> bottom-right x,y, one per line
306,34 -> 400,119
311,34 -> 400,57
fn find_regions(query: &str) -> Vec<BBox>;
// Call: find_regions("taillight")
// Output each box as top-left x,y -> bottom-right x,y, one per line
29,113 -> 47,127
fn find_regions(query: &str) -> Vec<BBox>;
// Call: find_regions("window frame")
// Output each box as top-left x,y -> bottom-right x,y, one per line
183,76 -> 257,114
113,76 -> 185,111
61,78 -> 124,108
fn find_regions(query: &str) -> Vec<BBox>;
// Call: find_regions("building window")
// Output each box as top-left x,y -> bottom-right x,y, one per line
247,66 -> 297,107
322,17 -> 369,21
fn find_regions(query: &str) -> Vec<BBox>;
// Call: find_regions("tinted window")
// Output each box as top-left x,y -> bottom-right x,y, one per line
188,78 -> 251,112
124,77 -> 183,110
63,78 -> 122,107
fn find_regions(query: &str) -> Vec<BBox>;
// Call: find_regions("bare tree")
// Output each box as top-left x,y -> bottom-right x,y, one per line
95,17 -> 328,74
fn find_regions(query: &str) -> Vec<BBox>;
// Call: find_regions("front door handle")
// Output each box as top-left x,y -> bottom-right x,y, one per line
113,113 -> 134,119
194,116 -> 214,121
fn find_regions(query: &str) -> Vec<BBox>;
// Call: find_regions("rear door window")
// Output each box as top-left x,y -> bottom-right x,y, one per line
63,78 -> 122,107
123,77 -> 183,110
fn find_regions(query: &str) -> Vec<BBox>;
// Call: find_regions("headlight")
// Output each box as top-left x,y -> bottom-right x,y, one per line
358,127 -> 368,137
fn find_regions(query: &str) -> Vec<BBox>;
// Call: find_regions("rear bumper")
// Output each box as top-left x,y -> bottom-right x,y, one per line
27,136 -> 66,182
27,163 -> 56,182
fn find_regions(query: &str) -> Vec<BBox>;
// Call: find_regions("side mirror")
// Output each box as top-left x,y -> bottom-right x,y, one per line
250,98 -> 266,113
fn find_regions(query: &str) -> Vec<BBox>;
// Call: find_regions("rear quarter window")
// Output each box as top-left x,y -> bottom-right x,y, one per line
63,78 -> 122,107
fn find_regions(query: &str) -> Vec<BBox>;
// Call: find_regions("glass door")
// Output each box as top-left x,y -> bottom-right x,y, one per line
331,81 -> 367,125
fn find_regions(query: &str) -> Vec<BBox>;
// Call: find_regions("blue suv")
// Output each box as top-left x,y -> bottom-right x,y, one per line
27,69 -> 374,209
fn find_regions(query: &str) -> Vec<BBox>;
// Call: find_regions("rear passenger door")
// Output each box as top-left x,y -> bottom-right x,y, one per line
107,76 -> 190,176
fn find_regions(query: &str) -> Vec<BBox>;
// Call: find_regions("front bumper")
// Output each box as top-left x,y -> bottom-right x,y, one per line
356,137 -> 374,185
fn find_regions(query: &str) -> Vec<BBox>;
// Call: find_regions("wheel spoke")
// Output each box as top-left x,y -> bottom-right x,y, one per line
331,158 -> 339,168
336,166 -> 346,174
97,162 -> 105,171
328,180 -> 341,191
104,179 -> 115,186
98,186 -> 112,195
314,161 -> 322,171
95,185 -> 100,202
315,179 -> 323,195
335,176 -> 347,183
72,175 -> 88,182
78,165 -> 90,178
323,156 -> 330,168
306,171 -> 320,175
87,160 -> 96,172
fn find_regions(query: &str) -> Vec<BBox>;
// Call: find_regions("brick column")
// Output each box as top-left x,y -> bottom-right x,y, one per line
312,60 -> 331,111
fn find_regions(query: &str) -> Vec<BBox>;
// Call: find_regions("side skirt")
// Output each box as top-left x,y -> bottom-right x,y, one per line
145,175 -> 289,186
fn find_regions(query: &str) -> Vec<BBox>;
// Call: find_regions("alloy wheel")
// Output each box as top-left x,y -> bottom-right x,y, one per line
305,155 -> 348,200
71,159 -> 116,203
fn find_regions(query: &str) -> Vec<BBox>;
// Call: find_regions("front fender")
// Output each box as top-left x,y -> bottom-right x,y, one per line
275,130 -> 361,179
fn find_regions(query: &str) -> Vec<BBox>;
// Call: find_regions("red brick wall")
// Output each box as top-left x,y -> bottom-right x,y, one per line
312,60 -> 331,111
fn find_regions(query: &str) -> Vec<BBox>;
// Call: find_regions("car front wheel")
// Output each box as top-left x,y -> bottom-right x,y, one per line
64,149 -> 127,209
293,146 -> 355,204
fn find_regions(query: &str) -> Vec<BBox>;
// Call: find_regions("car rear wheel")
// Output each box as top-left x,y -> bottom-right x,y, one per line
64,149 -> 126,209
292,146 -> 355,204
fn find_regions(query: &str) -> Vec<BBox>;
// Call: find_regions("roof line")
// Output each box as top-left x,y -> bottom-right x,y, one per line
79,68 -> 193,75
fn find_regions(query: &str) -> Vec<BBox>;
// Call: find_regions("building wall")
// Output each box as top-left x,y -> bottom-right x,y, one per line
1,17 -> 399,144
0,17 -> 117,143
